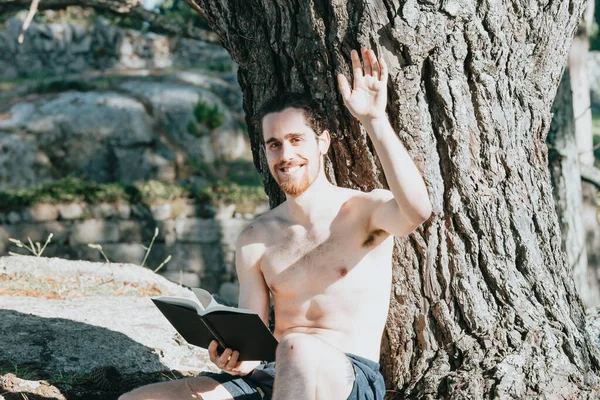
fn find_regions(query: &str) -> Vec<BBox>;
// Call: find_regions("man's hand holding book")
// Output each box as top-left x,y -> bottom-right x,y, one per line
208,340 -> 262,376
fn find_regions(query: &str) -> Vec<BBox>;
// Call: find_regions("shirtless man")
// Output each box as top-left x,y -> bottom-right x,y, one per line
120,47 -> 432,400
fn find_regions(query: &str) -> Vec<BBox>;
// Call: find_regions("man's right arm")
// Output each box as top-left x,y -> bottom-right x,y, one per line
235,223 -> 270,325
208,222 -> 270,375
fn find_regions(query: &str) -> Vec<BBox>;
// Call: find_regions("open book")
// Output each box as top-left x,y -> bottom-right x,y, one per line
152,288 -> 278,361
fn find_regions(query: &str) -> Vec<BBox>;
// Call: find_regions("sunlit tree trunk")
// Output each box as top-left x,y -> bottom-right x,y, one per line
548,69 -> 599,307
187,0 -> 600,397
569,0 -> 600,309
570,1 -> 595,167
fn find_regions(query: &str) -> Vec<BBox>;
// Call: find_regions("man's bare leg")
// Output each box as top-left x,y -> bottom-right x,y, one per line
273,333 -> 355,400
118,376 -> 234,400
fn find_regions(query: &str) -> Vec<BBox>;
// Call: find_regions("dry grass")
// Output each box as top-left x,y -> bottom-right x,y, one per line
0,272 -> 163,299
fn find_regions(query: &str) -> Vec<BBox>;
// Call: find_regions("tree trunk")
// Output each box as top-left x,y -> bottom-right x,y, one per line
547,68 -> 599,307
187,0 -> 600,397
574,1 -> 600,313
569,0 -> 595,167
569,0 -> 600,310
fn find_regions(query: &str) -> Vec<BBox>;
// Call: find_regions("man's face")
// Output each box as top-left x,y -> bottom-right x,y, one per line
262,108 -> 328,196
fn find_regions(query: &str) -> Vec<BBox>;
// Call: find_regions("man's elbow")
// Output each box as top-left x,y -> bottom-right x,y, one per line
395,204 -> 432,237
412,200 -> 433,225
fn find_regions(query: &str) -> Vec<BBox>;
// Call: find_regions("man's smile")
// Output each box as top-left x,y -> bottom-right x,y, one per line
279,164 -> 305,175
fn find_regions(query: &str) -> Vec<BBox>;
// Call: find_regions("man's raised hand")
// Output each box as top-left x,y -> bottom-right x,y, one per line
337,48 -> 388,123
208,340 -> 260,376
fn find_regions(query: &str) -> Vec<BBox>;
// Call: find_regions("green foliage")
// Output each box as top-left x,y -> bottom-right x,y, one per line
0,80 -> 21,93
34,7 -> 98,25
190,182 -> 267,205
155,0 -> 210,31
592,26 -> 600,51
187,159 -> 263,187
0,178 -> 130,210
101,0 -> 211,36
31,79 -> 95,94
205,61 -> 234,73
187,120 -> 202,137
192,101 -> 225,131
592,1 -> 600,50
0,175 -> 266,212
133,180 -> 187,204
0,361 -> 38,381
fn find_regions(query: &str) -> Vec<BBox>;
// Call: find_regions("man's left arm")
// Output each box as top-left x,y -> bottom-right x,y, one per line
338,47 -> 432,237
362,117 -> 432,237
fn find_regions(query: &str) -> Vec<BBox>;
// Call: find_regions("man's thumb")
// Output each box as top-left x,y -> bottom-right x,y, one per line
337,74 -> 351,102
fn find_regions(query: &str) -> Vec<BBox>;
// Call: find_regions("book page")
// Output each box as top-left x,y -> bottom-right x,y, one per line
191,288 -> 220,309
153,296 -> 204,314
191,288 -> 255,315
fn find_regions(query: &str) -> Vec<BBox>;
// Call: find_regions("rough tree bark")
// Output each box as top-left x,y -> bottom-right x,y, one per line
547,69 -> 599,309
185,0 -> 600,398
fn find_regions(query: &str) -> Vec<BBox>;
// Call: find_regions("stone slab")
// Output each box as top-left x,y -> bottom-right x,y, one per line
0,255 -> 219,375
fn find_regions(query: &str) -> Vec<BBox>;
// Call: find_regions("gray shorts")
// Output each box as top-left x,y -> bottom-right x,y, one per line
199,353 -> 385,400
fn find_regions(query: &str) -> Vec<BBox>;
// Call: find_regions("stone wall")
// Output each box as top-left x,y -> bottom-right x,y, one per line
0,201 -> 268,303
0,17 -> 233,79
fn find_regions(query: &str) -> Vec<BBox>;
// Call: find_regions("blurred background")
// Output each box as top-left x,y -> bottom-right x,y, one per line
0,0 -> 598,307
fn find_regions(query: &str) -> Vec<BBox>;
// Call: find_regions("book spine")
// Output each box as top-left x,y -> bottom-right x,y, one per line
201,317 -> 229,350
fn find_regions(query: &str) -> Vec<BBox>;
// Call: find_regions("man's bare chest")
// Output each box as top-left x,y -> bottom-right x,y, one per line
259,220 -> 390,295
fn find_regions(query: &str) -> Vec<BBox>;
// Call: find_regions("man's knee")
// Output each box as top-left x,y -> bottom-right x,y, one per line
118,387 -> 154,400
116,376 -> 233,400
118,392 -> 138,400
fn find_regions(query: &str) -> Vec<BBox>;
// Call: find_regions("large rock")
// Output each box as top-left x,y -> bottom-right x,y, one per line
119,81 -> 248,162
0,80 -> 249,190
0,17 -> 249,191
0,255 -> 219,399
0,133 -> 54,190
0,91 -> 168,188
0,18 -> 233,79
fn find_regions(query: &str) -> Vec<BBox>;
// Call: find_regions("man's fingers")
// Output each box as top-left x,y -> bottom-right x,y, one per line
361,47 -> 372,77
226,351 -> 240,370
217,348 -> 233,368
350,49 -> 363,89
379,57 -> 388,83
208,340 -> 219,363
368,49 -> 379,80
337,74 -> 352,102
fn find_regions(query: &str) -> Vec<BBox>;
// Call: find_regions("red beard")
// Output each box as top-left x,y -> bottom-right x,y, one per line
274,157 -> 320,196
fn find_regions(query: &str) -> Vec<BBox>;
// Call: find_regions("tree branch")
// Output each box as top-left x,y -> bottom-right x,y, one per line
581,164 -> 600,190
1,0 -> 221,44
181,0 -> 208,22
18,0 -> 41,43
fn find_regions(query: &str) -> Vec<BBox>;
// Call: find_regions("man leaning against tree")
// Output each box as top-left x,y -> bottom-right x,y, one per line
120,47 -> 432,400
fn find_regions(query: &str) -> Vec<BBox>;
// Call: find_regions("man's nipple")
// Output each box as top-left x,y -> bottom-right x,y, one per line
339,267 -> 348,277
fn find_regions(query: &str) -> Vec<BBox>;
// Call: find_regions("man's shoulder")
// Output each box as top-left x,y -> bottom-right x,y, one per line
236,206 -> 283,247
338,186 -> 393,206
366,188 -> 394,202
